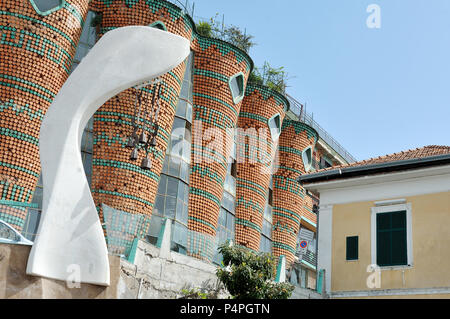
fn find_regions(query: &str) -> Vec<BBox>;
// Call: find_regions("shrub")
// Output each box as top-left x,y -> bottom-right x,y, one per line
216,242 -> 294,299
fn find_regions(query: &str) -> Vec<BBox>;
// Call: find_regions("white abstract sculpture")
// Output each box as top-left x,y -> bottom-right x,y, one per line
26,26 -> 190,286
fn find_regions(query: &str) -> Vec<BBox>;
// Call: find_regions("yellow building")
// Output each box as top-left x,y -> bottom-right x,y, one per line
299,146 -> 450,298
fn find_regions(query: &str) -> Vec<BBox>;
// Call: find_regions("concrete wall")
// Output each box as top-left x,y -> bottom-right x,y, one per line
117,240 -> 229,299
291,287 -> 324,299
0,243 -> 120,299
1,239 -> 325,299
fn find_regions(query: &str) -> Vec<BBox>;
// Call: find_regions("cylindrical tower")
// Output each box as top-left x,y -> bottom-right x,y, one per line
89,0 -> 193,223
271,120 -> 318,265
187,35 -> 252,260
234,84 -> 289,251
0,0 -> 90,231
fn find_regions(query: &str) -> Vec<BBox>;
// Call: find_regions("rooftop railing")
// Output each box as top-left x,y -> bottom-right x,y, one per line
165,0 -> 195,17
286,94 -> 357,164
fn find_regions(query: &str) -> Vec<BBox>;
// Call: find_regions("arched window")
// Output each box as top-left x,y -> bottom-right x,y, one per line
29,0 -> 64,16
268,113 -> 281,141
228,72 -> 245,104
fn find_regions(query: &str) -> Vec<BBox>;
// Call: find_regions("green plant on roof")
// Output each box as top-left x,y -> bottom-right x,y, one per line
216,242 -> 294,299
248,61 -> 290,94
195,14 -> 255,54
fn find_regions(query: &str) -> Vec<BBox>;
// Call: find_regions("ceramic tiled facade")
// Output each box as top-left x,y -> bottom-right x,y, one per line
234,84 -> 288,251
0,0 -> 90,230
272,120 -> 318,265
89,0 -> 192,224
1,0 -> 335,268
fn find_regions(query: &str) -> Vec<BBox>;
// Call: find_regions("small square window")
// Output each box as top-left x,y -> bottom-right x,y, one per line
346,236 -> 358,260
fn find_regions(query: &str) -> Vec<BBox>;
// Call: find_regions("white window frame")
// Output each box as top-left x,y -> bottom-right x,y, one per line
302,146 -> 313,172
370,201 -> 413,270
267,113 -> 281,142
228,72 -> 245,104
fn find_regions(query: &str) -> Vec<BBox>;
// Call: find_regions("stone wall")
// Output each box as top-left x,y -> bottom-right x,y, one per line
0,243 -> 120,298
0,241 -> 324,299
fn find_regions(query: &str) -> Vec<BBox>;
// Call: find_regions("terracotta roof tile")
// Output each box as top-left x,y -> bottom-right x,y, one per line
314,145 -> 450,173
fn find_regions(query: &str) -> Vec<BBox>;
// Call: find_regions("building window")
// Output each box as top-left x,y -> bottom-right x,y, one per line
29,0 -> 63,16
302,146 -> 313,172
149,21 -> 167,31
371,202 -> 412,268
149,52 -> 194,254
346,236 -> 359,261
228,72 -> 245,104
377,211 -> 407,266
260,176 -> 273,253
268,113 -> 281,142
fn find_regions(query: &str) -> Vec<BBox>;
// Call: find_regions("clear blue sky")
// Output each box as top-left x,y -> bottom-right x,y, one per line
189,0 -> 450,161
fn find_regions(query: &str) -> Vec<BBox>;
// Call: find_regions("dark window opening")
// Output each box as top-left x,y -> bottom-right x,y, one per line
376,211 -> 407,267
346,236 -> 359,260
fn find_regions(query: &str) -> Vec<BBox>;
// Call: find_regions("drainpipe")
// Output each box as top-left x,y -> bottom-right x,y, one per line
313,203 -> 319,292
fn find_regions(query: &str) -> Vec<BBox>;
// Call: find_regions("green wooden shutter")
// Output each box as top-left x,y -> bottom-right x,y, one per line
346,236 -> 359,260
376,211 -> 407,266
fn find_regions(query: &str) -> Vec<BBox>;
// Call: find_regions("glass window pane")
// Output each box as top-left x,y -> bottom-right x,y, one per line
82,153 -> 92,177
162,156 -> 169,174
229,74 -> 243,101
176,199 -> 184,222
31,187 -> 43,209
153,195 -> 164,215
146,214 -> 163,245
175,99 -> 187,118
157,175 -> 167,195
85,131 -> 93,153
226,213 -> 235,232
166,177 -> 178,198
180,161 -> 189,183
164,196 -> 176,219
32,0 -> 62,12
186,102 -> 193,122
168,156 -> 181,177
218,208 -> 227,227
183,183 -> 189,204
177,181 -> 185,201
178,203 -> 188,225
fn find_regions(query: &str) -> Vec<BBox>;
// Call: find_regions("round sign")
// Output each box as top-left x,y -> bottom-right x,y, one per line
300,241 -> 308,248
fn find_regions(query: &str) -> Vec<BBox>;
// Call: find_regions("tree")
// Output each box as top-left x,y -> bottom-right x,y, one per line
196,20 -> 213,37
220,25 -> 255,54
196,15 -> 255,54
216,242 -> 294,299
248,62 -> 290,94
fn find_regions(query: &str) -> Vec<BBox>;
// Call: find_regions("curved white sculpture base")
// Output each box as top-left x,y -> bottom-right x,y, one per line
26,26 -> 190,286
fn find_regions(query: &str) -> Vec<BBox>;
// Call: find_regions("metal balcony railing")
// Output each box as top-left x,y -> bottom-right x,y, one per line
165,0 -> 195,17
286,94 -> 357,164
302,250 -> 317,269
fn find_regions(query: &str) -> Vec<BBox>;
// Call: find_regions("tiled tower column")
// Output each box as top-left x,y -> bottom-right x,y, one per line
0,0 -> 89,230
234,84 -> 289,251
272,120 -> 318,265
187,38 -> 252,252
89,0 -> 193,220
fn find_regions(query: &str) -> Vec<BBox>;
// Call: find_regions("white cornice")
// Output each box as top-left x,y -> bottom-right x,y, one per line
304,164 -> 450,206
